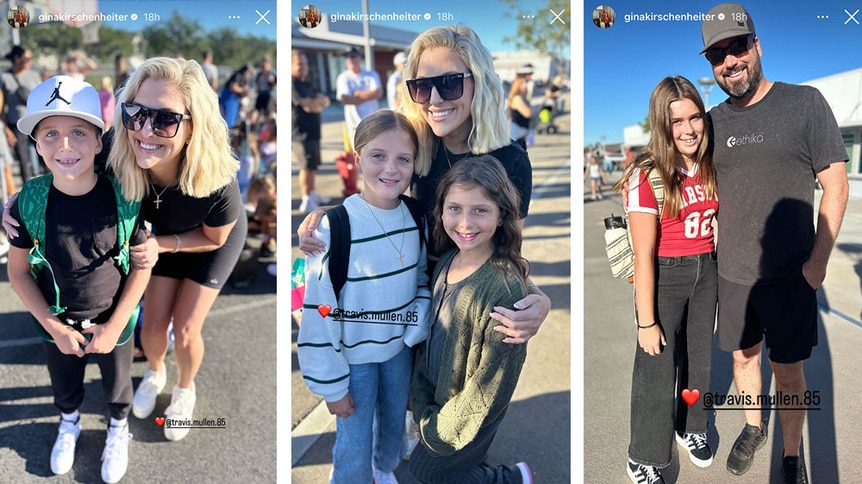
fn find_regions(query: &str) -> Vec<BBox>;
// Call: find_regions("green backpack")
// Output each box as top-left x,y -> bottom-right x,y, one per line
18,174 -> 141,345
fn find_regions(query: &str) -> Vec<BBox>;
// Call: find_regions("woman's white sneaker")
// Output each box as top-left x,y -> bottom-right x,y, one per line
132,365 -> 166,419
164,383 -> 196,441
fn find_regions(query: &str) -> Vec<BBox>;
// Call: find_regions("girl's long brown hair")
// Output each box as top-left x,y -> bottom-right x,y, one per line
613,76 -> 716,217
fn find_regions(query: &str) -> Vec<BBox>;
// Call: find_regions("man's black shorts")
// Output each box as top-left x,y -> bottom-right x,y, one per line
293,139 -> 321,170
717,273 -> 818,364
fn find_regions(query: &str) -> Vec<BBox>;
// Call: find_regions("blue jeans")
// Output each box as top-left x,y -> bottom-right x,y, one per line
331,345 -> 412,483
629,251 -> 717,467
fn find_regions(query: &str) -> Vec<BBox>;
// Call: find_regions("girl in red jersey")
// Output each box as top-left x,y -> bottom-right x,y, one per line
614,76 -> 719,484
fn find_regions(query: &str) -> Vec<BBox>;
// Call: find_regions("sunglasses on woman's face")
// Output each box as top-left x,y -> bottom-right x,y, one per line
405,72 -> 473,104
704,35 -> 754,66
121,102 -> 190,138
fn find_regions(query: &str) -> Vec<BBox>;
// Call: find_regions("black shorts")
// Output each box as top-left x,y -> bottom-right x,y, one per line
717,273 -> 818,363
293,139 -> 321,170
151,216 -> 247,289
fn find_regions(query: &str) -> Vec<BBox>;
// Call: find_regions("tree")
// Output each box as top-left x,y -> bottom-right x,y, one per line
499,0 -> 570,68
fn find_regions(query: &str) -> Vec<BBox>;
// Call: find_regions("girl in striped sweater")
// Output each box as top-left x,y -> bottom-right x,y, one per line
298,110 -> 430,483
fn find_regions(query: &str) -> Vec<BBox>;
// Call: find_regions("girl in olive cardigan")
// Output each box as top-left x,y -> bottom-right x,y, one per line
409,156 -> 534,483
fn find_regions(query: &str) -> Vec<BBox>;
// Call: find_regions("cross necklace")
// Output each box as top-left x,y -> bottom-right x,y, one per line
151,183 -> 170,210
360,194 -> 407,266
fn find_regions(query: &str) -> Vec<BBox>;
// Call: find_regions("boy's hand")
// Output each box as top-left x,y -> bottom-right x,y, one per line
326,394 -> 356,419
51,326 -> 87,357
81,323 -> 122,354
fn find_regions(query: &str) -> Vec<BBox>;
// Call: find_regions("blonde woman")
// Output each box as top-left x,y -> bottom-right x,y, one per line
110,57 -> 247,441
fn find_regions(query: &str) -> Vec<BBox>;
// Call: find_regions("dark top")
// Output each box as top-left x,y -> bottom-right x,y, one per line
708,82 -> 847,284
292,76 -> 322,141
510,94 -> 531,129
145,177 -> 244,236
10,176 -> 147,321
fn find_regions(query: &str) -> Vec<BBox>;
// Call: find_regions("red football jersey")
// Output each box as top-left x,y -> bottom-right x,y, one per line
625,166 -> 718,257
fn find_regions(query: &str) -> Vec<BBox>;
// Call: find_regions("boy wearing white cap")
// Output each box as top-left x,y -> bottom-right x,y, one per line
6,76 -> 150,483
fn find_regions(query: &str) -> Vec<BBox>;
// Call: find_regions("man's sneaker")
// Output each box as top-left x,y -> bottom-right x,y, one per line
675,431 -> 714,467
726,422 -> 768,476
515,461 -> 533,484
132,364 -> 166,419
372,466 -> 398,484
299,196 -> 319,214
781,454 -> 809,484
164,383 -> 196,441
101,423 -> 132,483
627,458 -> 665,484
50,417 -> 80,475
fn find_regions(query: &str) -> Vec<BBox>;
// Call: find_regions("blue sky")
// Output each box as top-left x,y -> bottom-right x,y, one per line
98,0 -> 277,39
304,0 -> 568,53
585,0 -> 862,146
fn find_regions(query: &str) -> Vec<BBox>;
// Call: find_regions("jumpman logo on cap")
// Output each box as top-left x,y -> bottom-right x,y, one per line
45,82 -> 71,106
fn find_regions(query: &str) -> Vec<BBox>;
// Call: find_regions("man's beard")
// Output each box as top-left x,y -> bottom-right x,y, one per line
719,55 -> 763,101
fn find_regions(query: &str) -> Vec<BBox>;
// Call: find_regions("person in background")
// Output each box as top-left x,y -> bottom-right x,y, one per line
387,51 -> 407,110
293,50 -> 331,213
336,46 -> 382,151
200,50 -> 218,91
98,76 -> 116,131
1,45 -> 42,182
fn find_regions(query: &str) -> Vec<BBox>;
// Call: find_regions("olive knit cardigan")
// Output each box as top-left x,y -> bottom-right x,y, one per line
411,249 -> 528,457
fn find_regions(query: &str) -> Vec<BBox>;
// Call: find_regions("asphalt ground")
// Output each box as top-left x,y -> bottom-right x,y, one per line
291,103 -> 572,482
584,173 -> 862,483
0,258 -> 277,483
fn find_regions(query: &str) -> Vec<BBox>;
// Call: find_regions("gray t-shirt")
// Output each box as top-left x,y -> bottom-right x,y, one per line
709,82 -> 847,285
0,69 -> 41,124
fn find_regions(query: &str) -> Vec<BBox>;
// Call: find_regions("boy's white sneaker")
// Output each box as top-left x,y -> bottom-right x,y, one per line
164,383 -> 196,441
132,364 -> 166,419
50,417 -> 80,475
101,423 -> 131,483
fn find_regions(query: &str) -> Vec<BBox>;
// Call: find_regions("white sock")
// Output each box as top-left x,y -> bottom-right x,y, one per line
61,410 -> 79,423
110,417 -> 127,429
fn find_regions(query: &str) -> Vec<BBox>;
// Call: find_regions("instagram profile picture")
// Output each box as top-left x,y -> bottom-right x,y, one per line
7,6 -> 30,29
299,5 -> 322,29
592,5 -> 616,29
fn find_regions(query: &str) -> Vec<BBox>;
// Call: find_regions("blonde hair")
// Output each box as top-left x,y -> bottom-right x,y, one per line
398,25 -> 509,176
108,57 -> 237,201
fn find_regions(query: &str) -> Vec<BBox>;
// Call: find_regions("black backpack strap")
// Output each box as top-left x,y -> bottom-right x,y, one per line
398,194 -> 426,249
325,205 -> 350,302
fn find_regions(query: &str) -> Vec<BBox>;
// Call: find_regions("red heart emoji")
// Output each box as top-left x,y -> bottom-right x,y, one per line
318,305 -> 331,318
155,417 -> 165,427
681,388 -> 700,407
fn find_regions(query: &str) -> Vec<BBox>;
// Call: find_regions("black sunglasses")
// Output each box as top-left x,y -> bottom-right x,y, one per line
405,73 -> 473,104
121,102 -> 190,138
705,35 -> 754,66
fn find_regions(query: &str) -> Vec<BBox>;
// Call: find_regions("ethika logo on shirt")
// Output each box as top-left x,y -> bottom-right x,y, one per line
725,132 -> 765,148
